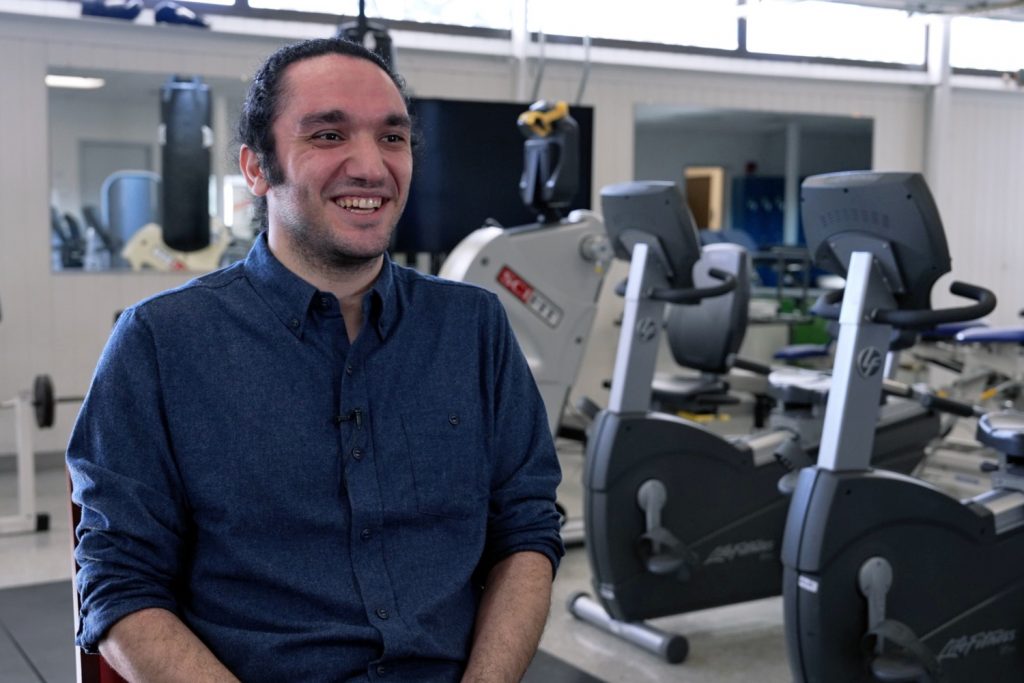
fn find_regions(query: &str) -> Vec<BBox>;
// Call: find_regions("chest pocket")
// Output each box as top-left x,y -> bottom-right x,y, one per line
401,408 -> 487,519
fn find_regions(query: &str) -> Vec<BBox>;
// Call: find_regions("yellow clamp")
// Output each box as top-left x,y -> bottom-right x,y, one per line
518,100 -> 569,138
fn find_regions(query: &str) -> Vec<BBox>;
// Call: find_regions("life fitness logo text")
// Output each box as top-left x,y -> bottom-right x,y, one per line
497,266 -> 563,328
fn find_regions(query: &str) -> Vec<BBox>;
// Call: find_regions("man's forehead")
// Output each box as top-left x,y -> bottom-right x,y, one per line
276,55 -> 407,124
281,53 -> 399,96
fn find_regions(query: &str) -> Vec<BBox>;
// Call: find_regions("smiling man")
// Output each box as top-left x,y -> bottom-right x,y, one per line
67,38 -> 564,683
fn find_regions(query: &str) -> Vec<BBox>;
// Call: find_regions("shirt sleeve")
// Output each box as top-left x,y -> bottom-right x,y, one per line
481,296 -> 566,577
67,306 -> 191,653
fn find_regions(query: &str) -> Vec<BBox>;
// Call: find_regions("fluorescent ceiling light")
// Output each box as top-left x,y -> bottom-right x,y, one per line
45,74 -> 106,89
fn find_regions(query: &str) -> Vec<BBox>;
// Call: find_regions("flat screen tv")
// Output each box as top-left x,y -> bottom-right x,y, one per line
392,97 -> 594,255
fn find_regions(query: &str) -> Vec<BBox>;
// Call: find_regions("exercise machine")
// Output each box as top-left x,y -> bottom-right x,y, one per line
780,171 -> 1012,683
569,180 -> 947,663
440,101 -> 610,441
0,373 -> 84,536
439,101 -> 609,546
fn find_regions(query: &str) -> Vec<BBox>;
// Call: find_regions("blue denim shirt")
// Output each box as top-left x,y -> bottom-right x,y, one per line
67,234 -> 564,683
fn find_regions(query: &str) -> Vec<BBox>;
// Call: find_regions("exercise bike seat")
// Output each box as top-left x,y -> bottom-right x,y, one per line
977,410 -> 1024,457
955,325 -> 1024,345
650,374 -> 739,411
650,242 -> 753,414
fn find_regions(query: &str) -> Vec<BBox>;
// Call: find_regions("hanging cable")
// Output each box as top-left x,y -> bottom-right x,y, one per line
531,30 -> 546,103
575,35 -> 592,105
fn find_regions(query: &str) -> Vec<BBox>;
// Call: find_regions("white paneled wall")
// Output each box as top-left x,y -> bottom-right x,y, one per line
939,90 -> 1024,325
1,9 -> 1022,455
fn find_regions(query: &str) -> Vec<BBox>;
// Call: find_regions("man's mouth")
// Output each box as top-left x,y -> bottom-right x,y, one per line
335,196 -> 385,213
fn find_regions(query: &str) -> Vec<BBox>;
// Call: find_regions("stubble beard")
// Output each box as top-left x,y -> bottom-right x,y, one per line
276,184 -> 401,278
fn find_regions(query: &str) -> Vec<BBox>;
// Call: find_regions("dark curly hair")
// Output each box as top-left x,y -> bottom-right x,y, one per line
238,38 -> 412,229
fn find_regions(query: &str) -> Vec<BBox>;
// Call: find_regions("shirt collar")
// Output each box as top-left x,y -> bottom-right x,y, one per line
243,232 -> 398,341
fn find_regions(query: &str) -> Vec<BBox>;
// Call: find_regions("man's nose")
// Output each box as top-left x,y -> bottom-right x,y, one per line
345,134 -> 388,183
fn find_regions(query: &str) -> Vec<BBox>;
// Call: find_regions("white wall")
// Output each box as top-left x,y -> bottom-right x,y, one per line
1,10 -> 1022,454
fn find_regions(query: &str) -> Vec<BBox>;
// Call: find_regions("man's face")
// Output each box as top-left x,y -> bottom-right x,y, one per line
257,54 -> 413,268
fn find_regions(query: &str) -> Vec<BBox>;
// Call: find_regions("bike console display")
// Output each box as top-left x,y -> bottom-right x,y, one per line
801,171 -> 950,312
601,181 -> 702,291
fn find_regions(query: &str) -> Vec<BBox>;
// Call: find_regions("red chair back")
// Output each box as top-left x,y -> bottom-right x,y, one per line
68,470 -> 129,683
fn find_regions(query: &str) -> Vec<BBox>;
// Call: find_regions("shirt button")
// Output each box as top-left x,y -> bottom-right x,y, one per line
345,364 -> 354,375
376,607 -> 389,620
360,528 -> 372,541
289,318 -> 300,329
377,665 -> 387,676
320,296 -> 331,308
448,413 -> 460,426
352,448 -> 364,461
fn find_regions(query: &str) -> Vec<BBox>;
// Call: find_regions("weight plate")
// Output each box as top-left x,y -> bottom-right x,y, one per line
33,374 -> 55,429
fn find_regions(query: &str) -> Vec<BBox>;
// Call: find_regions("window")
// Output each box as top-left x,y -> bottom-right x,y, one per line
247,0 -> 514,29
950,17 -> 1024,72
745,0 -> 928,66
527,0 -> 739,50
247,1 -> 355,11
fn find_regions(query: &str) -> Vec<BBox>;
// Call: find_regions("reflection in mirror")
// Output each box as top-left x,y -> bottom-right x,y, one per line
634,105 -> 873,249
634,105 -> 873,341
48,68 -> 254,273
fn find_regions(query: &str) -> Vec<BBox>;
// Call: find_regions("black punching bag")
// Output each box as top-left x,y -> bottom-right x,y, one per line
160,75 -> 211,252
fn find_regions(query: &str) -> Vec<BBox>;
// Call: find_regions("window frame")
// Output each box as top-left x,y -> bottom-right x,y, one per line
45,0 -> 936,73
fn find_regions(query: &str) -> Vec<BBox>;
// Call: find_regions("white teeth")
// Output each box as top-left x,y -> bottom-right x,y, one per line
336,196 -> 383,210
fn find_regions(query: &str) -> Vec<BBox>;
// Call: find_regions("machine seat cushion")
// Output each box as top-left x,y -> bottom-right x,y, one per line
773,343 -> 831,361
919,320 -> 986,342
956,326 -> 1024,344
977,410 -> 1024,457
651,373 -> 730,404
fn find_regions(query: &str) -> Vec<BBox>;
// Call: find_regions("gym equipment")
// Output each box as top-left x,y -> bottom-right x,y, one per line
953,325 -> 1024,408
154,1 -> 209,28
0,372 -> 78,536
160,75 -> 212,252
440,101 -> 609,441
121,221 -> 231,272
31,374 -> 85,430
518,101 -> 579,224
100,170 -> 159,251
780,171 -> 1009,683
337,0 -> 395,67
0,391 -> 49,535
393,99 -> 594,273
80,0 -> 142,21
569,180 -> 945,663
51,206 -> 85,269
440,101 -> 608,548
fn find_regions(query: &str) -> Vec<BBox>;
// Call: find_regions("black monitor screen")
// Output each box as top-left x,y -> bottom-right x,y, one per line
392,98 -> 594,254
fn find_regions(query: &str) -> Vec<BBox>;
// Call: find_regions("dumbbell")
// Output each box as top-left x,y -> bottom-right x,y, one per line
31,374 -> 85,429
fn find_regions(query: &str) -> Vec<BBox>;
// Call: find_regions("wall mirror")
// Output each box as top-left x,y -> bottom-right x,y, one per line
634,105 -> 873,250
48,67 -> 253,273
634,105 -> 874,338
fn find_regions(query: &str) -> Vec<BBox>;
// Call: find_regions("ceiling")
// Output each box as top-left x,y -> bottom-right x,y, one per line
820,0 -> 1024,20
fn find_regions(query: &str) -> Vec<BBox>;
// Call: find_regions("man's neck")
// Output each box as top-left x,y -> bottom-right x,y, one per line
266,233 -> 384,342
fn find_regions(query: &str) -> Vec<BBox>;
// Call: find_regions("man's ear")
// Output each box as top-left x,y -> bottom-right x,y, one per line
239,145 -> 269,197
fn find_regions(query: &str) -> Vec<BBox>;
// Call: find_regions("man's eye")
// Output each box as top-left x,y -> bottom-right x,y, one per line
314,132 -> 342,141
383,134 -> 406,144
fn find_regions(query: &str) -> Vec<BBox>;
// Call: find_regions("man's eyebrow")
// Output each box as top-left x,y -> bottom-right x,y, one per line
384,113 -> 413,129
297,109 -> 348,129
296,109 -> 412,130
